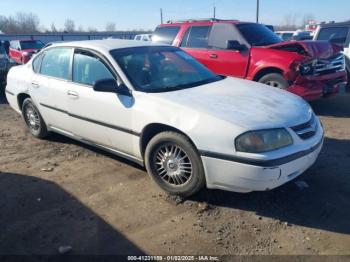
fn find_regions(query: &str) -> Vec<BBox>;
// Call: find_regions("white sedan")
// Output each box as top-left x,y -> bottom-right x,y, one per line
5,39 -> 324,196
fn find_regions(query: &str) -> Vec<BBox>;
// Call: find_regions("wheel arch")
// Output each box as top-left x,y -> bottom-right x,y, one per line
17,93 -> 31,112
253,67 -> 285,82
139,123 -> 198,159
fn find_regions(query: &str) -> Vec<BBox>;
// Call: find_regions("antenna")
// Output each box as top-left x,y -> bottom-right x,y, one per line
256,0 -> 260,23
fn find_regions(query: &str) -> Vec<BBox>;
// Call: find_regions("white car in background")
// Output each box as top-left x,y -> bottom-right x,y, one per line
134,34 -> 152,41
5,39 -> 324,196
276,30 -> 312,41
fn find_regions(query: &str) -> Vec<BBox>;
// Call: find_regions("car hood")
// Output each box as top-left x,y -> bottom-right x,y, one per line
150,77 -> 312,130
267,40 -> 342,59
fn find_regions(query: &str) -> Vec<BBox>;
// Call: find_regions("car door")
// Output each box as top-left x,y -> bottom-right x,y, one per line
30,47 -> 73,135
67,49 -> 134,155
205,23 -> 250,78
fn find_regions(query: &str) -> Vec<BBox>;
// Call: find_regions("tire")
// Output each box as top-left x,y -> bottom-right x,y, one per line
145,131 -> 205,197
258,73 -> 289,89
22,98 -> 48,138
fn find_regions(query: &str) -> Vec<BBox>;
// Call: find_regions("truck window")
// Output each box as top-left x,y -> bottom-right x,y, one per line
317,27 -> 349,46
208,23 -> 241,49
180,26 -> 211,48
152,26 -> 180,45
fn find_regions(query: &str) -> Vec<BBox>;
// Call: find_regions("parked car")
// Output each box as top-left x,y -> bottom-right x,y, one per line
275,31 -> 295,41
134,34 -> 152,41
0,44 -> 16,88
9,40 -> 44,64
5,39 -> 324,196
276,30 -> 313,41
313,21 -> 350,91
153,18 -> 347,101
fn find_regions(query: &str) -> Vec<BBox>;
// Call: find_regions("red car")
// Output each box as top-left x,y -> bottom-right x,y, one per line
9,40 -> 44,64
153,19 -> 347,100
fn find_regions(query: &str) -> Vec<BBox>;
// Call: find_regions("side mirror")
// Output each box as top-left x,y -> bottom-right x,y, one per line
226,40 -> 247,51
93,79 -> 131,96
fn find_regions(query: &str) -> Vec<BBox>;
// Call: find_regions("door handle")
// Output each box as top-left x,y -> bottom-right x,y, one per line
67,90 -> 79,98
31,81 -> 40,88
209,53 -> 218,59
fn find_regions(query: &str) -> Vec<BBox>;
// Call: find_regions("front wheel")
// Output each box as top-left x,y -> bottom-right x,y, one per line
145,131 -> 205,197
258,73 -> 289,89
22,98 -> 48,138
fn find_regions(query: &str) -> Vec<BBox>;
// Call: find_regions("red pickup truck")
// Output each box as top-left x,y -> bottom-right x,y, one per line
153,19 -> 347,100
9,40 -> 44,64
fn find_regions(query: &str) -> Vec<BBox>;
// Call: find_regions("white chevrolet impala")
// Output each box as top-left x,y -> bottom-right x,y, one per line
5,40 -> 324,196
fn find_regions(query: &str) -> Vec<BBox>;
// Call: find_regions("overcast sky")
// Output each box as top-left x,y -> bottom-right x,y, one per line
0,0 -> 349,30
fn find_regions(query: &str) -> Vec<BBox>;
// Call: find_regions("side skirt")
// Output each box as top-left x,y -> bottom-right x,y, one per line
49,126 -> 144,166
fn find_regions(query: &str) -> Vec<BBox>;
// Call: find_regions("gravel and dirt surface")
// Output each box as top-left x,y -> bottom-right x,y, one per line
0,90 -> 350,256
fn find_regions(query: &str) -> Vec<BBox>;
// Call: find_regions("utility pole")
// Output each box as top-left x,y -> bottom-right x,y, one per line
256,0 -> 260,23
160,8 -> 163,24
213,6 -> 216,19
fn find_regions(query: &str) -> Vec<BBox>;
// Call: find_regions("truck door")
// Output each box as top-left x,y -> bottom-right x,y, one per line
206,23 -> 250,78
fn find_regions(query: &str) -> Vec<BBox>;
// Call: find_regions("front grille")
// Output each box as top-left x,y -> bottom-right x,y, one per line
313,54 -> 345,76
291,114 -> 318,140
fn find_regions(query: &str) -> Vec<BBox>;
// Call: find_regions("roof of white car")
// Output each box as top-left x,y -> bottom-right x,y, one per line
51,39 -> 163,52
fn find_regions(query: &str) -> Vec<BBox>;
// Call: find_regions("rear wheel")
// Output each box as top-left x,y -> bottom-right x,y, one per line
258,73 -> 289,89
145,131 -> 205,197
22,98 -> 48,138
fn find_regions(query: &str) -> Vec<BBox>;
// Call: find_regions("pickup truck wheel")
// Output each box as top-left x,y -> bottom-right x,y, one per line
258,73 -> 289,89
145,131 -> 205,197
22,98 -> 48,138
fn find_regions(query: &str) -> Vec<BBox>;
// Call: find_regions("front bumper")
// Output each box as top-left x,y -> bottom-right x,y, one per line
287,71 -> 347,101
201,137 -> 323,193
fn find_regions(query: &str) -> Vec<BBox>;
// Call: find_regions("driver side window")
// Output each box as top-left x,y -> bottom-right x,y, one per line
73,51 -> 114,86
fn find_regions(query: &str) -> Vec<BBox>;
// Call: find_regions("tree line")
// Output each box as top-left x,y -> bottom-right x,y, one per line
0,12 -> 147,34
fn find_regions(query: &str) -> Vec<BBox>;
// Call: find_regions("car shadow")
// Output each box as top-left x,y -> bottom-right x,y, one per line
310,93 -> 350,118
189,137 -> 350,235
0,172 -> 145,255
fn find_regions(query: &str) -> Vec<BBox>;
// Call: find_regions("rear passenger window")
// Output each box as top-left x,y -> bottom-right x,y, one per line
73,51 -> 114,86
40,48 -> 72,80
181,26 -> 211,48
152,26 -> 180,45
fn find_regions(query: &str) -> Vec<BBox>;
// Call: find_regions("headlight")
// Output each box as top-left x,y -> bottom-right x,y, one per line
22,52 -> 30,56
235,129 -> 293,153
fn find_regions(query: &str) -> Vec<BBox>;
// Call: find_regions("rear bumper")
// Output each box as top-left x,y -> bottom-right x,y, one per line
287,71 -> 347,101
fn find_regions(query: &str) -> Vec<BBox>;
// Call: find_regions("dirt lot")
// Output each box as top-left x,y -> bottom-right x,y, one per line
0,90 -> 350,256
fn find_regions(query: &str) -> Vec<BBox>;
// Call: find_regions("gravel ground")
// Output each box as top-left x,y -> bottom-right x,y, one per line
0,90 -> 349,256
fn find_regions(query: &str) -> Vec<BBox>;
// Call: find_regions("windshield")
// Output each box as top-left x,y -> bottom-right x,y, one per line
237,23 -> 282,46
20,40 -> 44,50
111,46 -> 222,93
